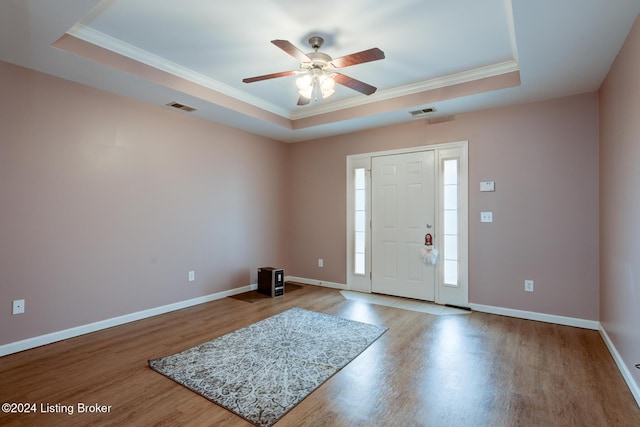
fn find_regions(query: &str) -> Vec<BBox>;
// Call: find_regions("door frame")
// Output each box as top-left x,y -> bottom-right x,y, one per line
346,141 -> 469,306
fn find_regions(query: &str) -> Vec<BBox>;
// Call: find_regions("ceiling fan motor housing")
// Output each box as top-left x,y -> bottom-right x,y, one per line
304,51 -> 332,69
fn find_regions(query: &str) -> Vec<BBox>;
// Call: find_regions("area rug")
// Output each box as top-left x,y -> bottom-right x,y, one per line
148,307 -> 387,427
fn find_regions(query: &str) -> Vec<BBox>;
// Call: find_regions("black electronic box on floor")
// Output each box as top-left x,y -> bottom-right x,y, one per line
257,267 -> 285,297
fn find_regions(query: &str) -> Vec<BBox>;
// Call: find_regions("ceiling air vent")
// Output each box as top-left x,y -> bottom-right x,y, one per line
166,102 -> 197,112
409,107 -> 436,119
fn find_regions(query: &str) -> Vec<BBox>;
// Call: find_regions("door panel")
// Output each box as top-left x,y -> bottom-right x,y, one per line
371,151 -> 435,301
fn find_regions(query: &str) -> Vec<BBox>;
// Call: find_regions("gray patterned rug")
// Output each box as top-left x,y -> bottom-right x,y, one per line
148,307 -> 387,426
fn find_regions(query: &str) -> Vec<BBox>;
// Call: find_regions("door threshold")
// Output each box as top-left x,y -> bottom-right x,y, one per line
340,291 -> 470,315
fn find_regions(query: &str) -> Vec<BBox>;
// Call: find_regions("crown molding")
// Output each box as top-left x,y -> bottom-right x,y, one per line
66,24 -> 292,118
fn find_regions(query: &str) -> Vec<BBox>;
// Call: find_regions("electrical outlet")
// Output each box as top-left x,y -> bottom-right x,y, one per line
318,259 -> 324,268
481,212 -> 493,223
188,271 -> 195,282
525,280 -> 534,292
12,299 -> 25,315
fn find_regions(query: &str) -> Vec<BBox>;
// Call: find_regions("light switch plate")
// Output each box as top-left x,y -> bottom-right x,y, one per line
480,181 -> 495,192
525,280 -> 534,292
481,212 -> 493,222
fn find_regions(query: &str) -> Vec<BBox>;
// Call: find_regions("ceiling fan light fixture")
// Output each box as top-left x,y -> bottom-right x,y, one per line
296,70 -> 336,101
296,73 -> 312,90
319,73 -> 335,91
321,88 -> 335,99
319,75 -> 335,99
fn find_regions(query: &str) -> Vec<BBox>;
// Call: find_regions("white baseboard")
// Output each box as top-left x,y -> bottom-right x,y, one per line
599,325 -> 640,407
286,276 -> 347,290
469,303 -> 600,330
0,283 -> 257,357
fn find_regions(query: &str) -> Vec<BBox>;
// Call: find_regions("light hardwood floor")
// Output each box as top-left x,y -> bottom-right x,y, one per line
1,284 -> 639,426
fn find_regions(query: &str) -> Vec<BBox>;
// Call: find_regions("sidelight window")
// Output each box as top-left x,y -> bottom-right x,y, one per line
354,168 -> 366,275
443,159 -> 459,286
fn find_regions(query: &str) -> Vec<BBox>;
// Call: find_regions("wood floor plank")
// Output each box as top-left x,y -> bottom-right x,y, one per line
1,284 -> 639,426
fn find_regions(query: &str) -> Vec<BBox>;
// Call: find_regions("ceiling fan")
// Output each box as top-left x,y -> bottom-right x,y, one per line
242,36 -> 385,106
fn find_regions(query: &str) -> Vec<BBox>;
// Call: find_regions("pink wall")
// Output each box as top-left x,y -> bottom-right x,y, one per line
599,14 -> 640,389
0,61 -> 290,345
289,93 -> 599,320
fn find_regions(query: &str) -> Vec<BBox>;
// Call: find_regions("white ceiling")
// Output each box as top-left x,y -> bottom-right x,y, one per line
1,0 -> 639,142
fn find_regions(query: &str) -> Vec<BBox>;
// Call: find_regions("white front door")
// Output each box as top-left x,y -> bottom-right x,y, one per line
371,151 -> 435,301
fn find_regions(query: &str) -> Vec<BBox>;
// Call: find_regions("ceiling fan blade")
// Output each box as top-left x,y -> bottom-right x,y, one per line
242,70 -> 297,83
331,48 -> 385,68
333,73 -> 377,95
271,40 -> 311,63
297,95 -> 311,106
